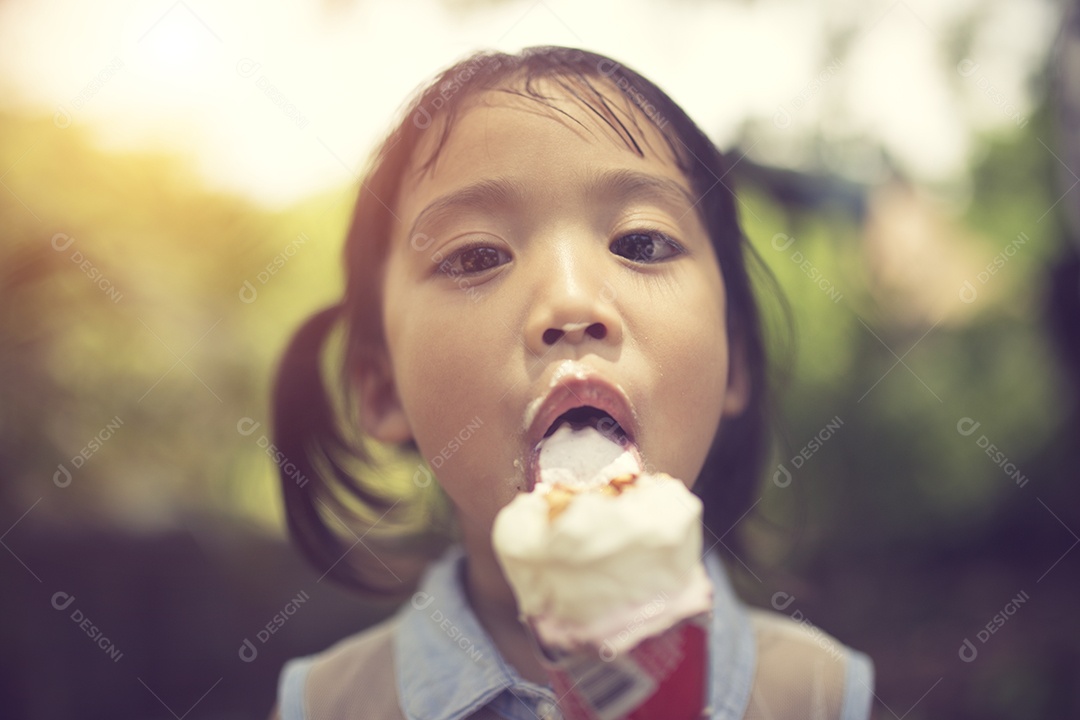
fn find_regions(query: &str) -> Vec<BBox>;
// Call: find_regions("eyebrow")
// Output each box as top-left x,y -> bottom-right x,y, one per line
407,169 -> 698,239
588,168 -> 698,214
408,177 -> 526,240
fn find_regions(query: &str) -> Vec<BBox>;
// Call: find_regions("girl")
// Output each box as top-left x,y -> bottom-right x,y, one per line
270,46 -> 874,720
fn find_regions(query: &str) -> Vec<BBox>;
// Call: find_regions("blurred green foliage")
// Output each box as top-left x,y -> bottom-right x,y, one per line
739,106 -> 1068,568
0,113 -> 353,531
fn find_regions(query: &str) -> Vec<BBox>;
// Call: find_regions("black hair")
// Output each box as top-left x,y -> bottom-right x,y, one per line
272,46 -> 774,597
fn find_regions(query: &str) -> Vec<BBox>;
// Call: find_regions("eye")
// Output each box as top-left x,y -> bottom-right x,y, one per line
437,244 -> 511,276
610,231 -> 684,263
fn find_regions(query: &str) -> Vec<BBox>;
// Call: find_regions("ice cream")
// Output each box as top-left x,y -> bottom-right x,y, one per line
492,424 -> 713,656
533,423 -> 641,492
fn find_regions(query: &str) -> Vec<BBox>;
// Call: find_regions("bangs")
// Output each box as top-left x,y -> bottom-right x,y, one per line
400,50 -> 696,183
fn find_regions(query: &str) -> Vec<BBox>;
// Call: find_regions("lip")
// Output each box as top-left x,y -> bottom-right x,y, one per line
522,365 -> 640,491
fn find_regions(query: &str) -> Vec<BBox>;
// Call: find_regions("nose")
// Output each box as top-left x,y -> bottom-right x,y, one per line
524,246 -> 623,357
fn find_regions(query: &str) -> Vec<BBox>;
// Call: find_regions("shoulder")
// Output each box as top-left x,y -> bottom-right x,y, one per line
743,608 -> 874,720
277,614 -> 405,720
311,613 -> 400,680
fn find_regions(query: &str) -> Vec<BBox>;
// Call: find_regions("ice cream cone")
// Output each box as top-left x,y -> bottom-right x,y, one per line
493,426 -> 713,720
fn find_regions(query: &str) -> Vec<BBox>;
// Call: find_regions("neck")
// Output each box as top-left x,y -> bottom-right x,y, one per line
461,525 -> 549,685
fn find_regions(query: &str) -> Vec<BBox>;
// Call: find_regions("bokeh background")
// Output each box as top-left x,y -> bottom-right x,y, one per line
2,0 -> 1077,718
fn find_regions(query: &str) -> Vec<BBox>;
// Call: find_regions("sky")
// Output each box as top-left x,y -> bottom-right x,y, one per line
0,0 -> 1062,206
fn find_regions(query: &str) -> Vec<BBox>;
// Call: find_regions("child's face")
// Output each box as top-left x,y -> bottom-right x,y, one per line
364,79 -> 748,540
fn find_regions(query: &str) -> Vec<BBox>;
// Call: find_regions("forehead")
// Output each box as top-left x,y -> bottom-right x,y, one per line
395,76 -> 693,224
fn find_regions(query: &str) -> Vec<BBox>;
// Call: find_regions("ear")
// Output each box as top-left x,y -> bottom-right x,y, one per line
721,329 -> 752,417
354,350 -> 413,444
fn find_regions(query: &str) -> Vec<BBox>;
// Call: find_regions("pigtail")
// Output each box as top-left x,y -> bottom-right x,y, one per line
272,304 -> 353,579
272,303 -> 448,596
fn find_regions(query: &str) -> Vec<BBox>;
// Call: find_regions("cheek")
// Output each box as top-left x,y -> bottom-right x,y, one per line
392,317 -> 483,460
391,332 -> 505,513
384,260 -> 473,432
384,279 -> 521,513
639,282 -> 729,487
656,337 -> 728,480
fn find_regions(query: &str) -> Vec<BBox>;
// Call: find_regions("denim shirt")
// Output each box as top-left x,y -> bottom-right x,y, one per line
279,545 -> 874,720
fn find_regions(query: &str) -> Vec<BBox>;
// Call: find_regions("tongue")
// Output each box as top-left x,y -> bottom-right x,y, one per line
536,425 -> 641,492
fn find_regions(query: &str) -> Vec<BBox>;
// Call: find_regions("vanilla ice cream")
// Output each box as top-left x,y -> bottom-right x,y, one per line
535,424 -> 641,491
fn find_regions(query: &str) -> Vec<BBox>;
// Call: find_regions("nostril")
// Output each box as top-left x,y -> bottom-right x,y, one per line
543,323 -> 607,344
542,329 -> 563,345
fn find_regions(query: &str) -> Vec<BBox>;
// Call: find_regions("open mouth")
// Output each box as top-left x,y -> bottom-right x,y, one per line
522,372 -> 641,492
542,405 -> 630,445
528,407 -> 640,493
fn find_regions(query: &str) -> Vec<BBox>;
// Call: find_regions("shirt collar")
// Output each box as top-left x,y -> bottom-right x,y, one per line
395,545 -> 549,720
395,545 -> 755,720
705,551 -> 756,719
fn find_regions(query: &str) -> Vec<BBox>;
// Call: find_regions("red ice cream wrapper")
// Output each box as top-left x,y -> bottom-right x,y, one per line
533,612 -> 710,720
